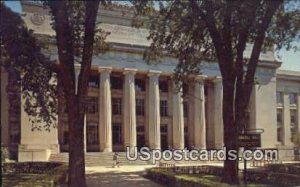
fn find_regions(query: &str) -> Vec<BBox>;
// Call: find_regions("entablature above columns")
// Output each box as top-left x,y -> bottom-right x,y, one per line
98,66 -> 112,73
147,70 -> 162,77
123,68 -> 137,75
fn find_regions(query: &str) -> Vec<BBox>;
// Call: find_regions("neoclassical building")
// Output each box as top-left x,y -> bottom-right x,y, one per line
1,2 -> 300,161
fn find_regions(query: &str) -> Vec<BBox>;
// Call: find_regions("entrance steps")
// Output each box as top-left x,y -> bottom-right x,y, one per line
49,152 -> 150,166
49,152 -> 223,166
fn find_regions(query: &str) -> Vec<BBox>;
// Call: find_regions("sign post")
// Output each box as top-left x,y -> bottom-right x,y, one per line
238,129 -> 264,184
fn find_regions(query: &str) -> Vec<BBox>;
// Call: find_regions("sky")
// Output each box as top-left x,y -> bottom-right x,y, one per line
4,1 -> 300,71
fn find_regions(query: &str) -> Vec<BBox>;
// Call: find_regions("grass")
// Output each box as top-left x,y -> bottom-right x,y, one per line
175,174 -> 273,187
146,168 -> 275,187
2,164 -> 68,187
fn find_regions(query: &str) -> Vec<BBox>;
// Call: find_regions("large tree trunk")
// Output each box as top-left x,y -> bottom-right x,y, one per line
68,98 -> 86,187
221,80 -> 239,184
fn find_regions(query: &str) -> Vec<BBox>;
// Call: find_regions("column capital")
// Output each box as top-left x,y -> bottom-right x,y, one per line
212,76 -> 222,83
195,75 -> 207,81
148,70 -> 161,77
74,64 -> 81,73
98,66 -> 112,73
123,68 -> 137,75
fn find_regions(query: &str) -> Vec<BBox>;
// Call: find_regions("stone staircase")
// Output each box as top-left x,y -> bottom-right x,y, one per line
49,152 -> 151,166
49,151 -> 223,166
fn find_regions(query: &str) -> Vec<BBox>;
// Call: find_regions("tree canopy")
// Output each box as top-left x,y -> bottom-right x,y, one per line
133,0 -> 299,85
132,0 -> 299,184
1,3 -> 57,131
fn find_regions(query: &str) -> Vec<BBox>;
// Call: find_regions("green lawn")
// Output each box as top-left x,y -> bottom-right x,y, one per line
146,168 -> 277,187
175,174 -> 274,187
2,173 -> 67,187
2,162 -> 68,187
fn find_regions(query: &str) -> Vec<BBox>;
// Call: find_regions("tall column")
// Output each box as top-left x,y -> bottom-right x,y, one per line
123,68 -> 137,150
1,67 -> 9,147
213,77 -> 223,149
194,76 -> 207,149
74,65 -> 86,152
172,82 -> 184,149
283,93 -> 292,146
99,67 -> 112,152
297,94 -> 300,133
148,70 -> 161,149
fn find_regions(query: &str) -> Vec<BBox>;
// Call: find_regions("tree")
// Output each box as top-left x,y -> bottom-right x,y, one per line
47,1 -> 110,186
132,0 -> 300,184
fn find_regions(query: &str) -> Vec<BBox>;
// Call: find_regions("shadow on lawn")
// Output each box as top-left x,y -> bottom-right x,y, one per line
86,170 -> 163,187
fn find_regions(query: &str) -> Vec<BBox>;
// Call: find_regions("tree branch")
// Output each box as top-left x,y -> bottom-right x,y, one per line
190,0 -> 228,79
243,0 -> 283,106
234,0 -> 261,128
77,0 -> 100,100
48,1 -> 76,97
221,0 -> 235,67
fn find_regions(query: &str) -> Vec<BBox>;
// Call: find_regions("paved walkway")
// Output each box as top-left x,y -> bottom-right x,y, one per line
86,165 -> 163,187
85,161 -> 300,186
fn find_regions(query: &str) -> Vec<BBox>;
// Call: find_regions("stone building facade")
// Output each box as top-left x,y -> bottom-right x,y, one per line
1,2 -> 300,161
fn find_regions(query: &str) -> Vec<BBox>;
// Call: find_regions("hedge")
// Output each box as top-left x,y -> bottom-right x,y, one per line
145,167 -> 273,187
146,165 -> 300,187
2,162 -> 68,186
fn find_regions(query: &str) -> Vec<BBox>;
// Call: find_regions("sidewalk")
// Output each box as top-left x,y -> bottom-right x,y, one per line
86,165 -> 163,187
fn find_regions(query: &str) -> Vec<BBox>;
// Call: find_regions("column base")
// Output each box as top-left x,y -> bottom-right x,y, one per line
100,147 -> 112,152
173,144 -> 184,150
194,145 -> 206,150
214,144 -> 224,150
149,144 -> 161,150
124,146 -> 137,153
18,144 -> 60,162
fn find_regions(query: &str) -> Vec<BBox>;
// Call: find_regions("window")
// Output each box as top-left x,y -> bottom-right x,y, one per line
63,105 -> 68,113
160,100 -> 168,117
112,123 -> 122,144
277,109 -> 283,125
88,75 -> 99,88
135,78 -> 145,92
277,109 -> 283,142
183,101 -> 188,118
184,126 -> 188,133
136,99 -> 145,116
276,92 -> 283,104
137,125 -> 144,133
159,80 -> 168,93
87,125 -> 98,145
291,109 -> 296,124
183,83 -> 189,96
62,100 -> 68,113
63,131 -> 69,144
86,97 -> 98,114
291,109 -> 297,136
111,76 -> 123,90
10,131 -> 20,143
160,125 -> 168,133
277,128 -> 282,142
289,93 -> 297,105
112,98 -> 122,115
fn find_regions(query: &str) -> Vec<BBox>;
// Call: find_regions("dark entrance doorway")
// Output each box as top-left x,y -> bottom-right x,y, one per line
137,125 -> 145,150
161,124 -> 168,150
112,123 -> 123,151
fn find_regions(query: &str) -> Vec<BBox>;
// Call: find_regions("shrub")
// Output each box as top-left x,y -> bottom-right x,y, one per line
3,162 -> 63,174
247,169 -> 300,186
1,144 -> 9,163
265,163 -> 300,175
292,132 -> 300,146
2,162 -> 68,186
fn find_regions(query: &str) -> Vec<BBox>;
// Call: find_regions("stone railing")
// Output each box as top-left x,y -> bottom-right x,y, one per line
159,162 -> 175,168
